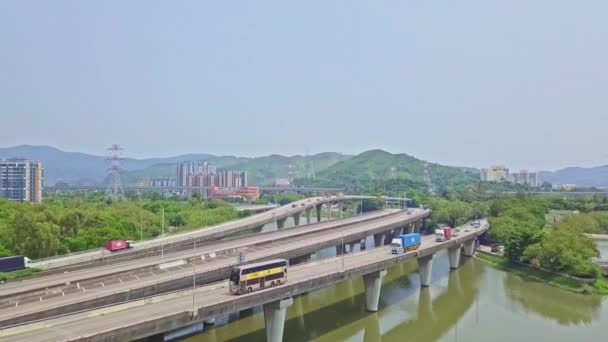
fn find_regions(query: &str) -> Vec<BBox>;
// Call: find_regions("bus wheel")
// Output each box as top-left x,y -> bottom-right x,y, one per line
270,281 -> 275,287
276,280 -> 281,285
247,287 -> 253,293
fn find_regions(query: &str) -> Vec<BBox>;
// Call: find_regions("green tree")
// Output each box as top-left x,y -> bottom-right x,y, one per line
523,228 -> 600,278
503,224 -> 542,263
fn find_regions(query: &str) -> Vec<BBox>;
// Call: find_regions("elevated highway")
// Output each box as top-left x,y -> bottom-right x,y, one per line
0,221 -> 488,342
31,195 -> 376,270
0,209 -> 403,301
0,209 -> 430,327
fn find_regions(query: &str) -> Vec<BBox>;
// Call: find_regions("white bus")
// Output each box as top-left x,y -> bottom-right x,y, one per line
229,259 -> 288,295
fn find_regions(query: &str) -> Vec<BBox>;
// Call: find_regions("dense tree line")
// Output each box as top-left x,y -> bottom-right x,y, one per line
0,195 -> 242,259
485,196 -> 607,278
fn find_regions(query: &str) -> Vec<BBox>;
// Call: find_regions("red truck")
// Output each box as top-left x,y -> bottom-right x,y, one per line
104,240 -> 133,252
443,227 -> 453,239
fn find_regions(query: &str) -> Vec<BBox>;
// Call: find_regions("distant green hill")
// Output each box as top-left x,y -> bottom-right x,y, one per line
295,150 -> 480,195
112,152 -> 350,186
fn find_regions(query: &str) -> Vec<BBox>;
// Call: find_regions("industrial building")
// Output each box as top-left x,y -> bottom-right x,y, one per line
0,159 -> 44,203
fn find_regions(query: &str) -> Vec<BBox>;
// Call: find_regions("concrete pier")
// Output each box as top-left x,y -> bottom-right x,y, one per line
448,244 -> 463,269
373,233 -> 385,247
417,254 -> 434,287
316,204 -> 322,223
463,239 -> 476,257
263,297 -> 293,342
305,208 -> 312,224
276,218 -> 287,229
348,242 -> 357,253
293,212 -> 301,226
363,269 -> 387,312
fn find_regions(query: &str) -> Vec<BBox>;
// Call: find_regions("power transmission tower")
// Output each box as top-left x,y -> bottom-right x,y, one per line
287,161 -> 295,185
106,144 -> 125,202
305,148 -> 315,180
423,162 -> 436,195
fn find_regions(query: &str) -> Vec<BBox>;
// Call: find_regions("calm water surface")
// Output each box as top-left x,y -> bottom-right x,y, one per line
596,239 -> 608,260
184,250 -> 608,342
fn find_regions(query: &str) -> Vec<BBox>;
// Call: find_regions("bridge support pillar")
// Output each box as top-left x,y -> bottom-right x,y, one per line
339,202 -> 344,219
363,269 -> 387,312
293,212 -> 301,226
448,244 -> 463,269
407,223 -> 414,234
373,233 -> 385,247
417,254 -> 434,287
264,297 -> 293,342
316,204 -> 322,223
463,239 -> 476,257
277,217 -> 287,229
305,207 -> 313,224
384,232 -> 394,245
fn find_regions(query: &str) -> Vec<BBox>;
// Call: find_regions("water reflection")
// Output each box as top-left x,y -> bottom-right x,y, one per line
186,253 -> 483,342
503,272 -> 603,326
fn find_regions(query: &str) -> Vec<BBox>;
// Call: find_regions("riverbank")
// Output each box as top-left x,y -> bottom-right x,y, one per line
476,252 -> 608,295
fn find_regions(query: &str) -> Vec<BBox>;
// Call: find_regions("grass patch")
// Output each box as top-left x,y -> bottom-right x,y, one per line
0,267 -> 42,283
591,278 -> 608,295
476,253 -> 604,294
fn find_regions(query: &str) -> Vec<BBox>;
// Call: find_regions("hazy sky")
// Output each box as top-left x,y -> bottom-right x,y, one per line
1,1 -> 607,171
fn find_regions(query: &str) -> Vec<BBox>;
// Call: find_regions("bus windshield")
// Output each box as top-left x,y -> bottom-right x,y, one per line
229,269 -> 240,285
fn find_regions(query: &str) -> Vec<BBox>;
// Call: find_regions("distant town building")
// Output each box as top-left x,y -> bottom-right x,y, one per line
480,165 -> 538,187
175,161 -> 252,197
480,165 -> 510,182
210,186 -> 260,200
0,159 -> 43,203
274,178 -> 291,187
510,170 -> 538,187
552,184 -> 577,191
150,177 -> 176,188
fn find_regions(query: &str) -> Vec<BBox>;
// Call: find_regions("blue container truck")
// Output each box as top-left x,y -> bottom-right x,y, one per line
391,233 -> 422,254
0,256 -> 32,273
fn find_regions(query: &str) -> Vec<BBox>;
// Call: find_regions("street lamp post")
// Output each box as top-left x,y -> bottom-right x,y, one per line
341,225 -> 345,272
192,235 -> 196,311
161,208 -> 165,263
140,212 -> 143,243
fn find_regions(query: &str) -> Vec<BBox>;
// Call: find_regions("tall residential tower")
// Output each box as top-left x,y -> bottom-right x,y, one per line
0,159 -> 43,203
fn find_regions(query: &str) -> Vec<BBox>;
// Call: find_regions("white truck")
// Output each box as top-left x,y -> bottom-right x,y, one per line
435,229 -> 446,242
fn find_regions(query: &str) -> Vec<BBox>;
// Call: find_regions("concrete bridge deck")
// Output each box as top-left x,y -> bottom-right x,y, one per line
0,221 -> 488,342
31,195 -> 377,270
0,209 -> 401,300
0,209 -> 430,327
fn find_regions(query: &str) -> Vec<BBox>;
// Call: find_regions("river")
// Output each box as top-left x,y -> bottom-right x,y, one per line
183,250 -> 608,342
596,239 -> 608,260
